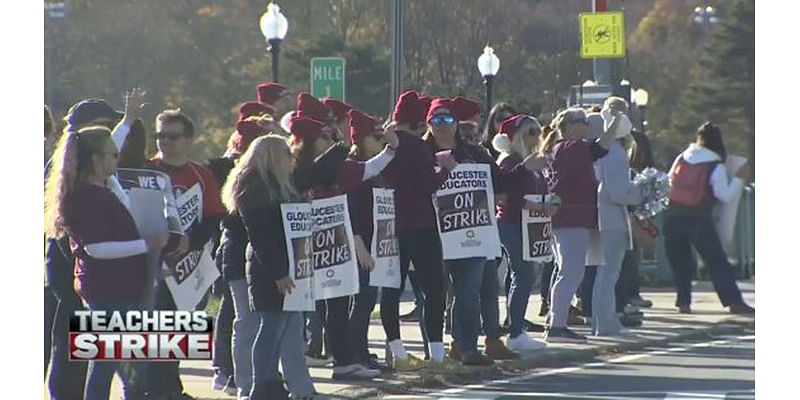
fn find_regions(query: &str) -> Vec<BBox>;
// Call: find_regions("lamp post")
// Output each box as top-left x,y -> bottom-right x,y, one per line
693,5 -> 719,29
633,88 -> 649,134
260,2 -> 288,82
477,45 -> 500,116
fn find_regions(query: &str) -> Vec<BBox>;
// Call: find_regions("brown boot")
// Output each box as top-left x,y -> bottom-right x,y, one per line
448,342 -> 461,361
484,337 -> 520,360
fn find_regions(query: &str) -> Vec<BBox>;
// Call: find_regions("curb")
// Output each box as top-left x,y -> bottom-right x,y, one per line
330,316 -> 755,399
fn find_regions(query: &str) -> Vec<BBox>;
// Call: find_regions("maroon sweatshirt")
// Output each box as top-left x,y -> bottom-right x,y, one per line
549,139 -> 608,229
63,183 -> 147,304
382,130 -> 448,231
496,154 -> 550,224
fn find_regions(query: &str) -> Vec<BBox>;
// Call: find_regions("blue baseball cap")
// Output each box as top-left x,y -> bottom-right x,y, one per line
65,99 -> 124,128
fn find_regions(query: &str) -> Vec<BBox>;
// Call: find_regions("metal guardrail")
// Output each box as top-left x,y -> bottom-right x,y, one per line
642,183 -> 755,282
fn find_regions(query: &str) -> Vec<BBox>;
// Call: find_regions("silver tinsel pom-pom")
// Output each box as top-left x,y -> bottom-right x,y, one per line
632,167 -> 670,220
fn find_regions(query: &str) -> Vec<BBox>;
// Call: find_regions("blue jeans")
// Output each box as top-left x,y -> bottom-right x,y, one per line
448,257 -> 500,355
229,279 -> 259,396
499,220 -> 539,338
83,302 -> 143,400
213,281 -> 235,379
250,311 -> 315,399
592,231 -> 628,335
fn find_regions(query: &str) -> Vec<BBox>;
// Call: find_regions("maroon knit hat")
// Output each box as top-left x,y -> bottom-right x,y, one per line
499,114 -> 531,140
322,98 -> 354,121
256,82 -> 290,105
392,90 -> 421,124
348,109 -> 382,144
296,92 -> 333,123
234,120 -> 269,154
426,97 -> 455,123
238,102 -> 276,122
289,115 -> 327,142
451,96 -> 481,122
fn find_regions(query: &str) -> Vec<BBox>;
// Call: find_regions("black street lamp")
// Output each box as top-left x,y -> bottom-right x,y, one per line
260,3 -> 288,83
477,45 -> 500,117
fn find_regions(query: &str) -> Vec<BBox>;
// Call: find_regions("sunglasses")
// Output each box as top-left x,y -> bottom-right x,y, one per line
155,131 -> 188,141
429,115 -> 456,126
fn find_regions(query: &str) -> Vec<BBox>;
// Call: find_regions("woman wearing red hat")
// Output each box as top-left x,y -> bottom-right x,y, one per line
322,98 -> 355,147
492,114 -> 556,352
344,109 -> 424,372
380,90 -> 456,370
290,114 -> 400,380
257,82 -> 292,116
422,98 -> 546,366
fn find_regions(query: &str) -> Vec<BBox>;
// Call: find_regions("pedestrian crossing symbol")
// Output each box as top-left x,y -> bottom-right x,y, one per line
580,11 -> 626,59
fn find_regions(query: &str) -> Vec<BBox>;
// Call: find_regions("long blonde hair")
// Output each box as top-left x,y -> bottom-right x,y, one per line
44,126 -> 114,238
222,134 -> 299,213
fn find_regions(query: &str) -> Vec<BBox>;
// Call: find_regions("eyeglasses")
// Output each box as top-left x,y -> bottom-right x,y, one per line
155,131 -> 188,141
429,115 -> 456,126
100,151 -> 119,159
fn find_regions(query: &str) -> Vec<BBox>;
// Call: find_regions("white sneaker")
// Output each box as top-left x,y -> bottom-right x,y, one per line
507,333 -> 547,352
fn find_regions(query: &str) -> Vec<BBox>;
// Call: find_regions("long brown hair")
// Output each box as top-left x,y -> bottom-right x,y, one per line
44,126 -> 114,238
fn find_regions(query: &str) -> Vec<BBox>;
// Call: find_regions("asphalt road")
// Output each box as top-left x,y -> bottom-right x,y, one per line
419,332 -> 755,400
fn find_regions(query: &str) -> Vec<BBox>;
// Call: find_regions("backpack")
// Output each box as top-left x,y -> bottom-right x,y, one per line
668,158 -> 719,207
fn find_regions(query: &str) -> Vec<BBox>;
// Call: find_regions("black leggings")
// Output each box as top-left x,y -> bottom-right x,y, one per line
381,227 -> 446,343
324,295 -> 356,366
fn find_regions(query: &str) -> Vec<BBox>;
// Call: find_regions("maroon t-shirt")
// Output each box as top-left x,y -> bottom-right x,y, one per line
496,154 -> 549,224
549,140 -> 606,229
63,183 -> 147,304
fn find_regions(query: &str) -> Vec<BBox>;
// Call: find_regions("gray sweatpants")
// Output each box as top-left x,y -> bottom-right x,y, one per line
592,231 -> 628,335
549,227 -> 590,328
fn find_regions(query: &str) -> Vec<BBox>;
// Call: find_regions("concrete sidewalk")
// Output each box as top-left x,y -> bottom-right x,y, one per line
107,280 -> 755,400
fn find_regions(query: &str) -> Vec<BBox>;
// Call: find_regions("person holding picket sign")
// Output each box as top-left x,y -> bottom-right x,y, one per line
664,122 -> 755,315
423,98 -> 547,366
345,109 -> 403,373
492,114 -> 554,351
44,124 -> 169,400
380,90 -> 455,371
538,107 -> 622,343
223,135 -> 316,400
290,105 -> 400,380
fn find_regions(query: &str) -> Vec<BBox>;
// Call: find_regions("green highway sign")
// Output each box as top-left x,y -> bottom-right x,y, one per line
310,57 -> 346,101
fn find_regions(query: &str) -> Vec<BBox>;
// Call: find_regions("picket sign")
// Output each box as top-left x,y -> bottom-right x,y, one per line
434,163 -> 502,260
369,188 -> 401,288
280,203 -> 315,311
162,183 -> 220,311
521,194 -> 554,263
311,195 -> 360,300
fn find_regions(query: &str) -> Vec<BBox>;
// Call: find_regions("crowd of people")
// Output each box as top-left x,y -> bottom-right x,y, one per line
43,82 -> 755,400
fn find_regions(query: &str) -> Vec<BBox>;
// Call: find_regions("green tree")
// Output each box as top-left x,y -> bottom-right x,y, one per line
672,0 -> 754,173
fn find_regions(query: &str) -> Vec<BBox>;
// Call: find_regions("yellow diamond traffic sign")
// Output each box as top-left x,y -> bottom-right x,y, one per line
580,11 -> 626,59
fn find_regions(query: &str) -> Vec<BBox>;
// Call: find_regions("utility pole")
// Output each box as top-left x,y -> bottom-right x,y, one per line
592,0 -> 612,85
389,0 -> 403,114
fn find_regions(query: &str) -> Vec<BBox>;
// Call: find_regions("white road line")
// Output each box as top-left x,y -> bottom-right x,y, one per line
427,335 -> 755,397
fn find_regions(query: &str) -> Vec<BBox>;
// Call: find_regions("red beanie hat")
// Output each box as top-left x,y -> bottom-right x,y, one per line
348,109 -> 382,144
238,102 -> 276,122
451,96 -> 481,122
322,98 -> 354,121
426,97 -> 455,123
256,82 -> 290,105
297,92 -> 332,123
289,115 -> 326,142
392,90 -> 420,124
234,120 -> 269,154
